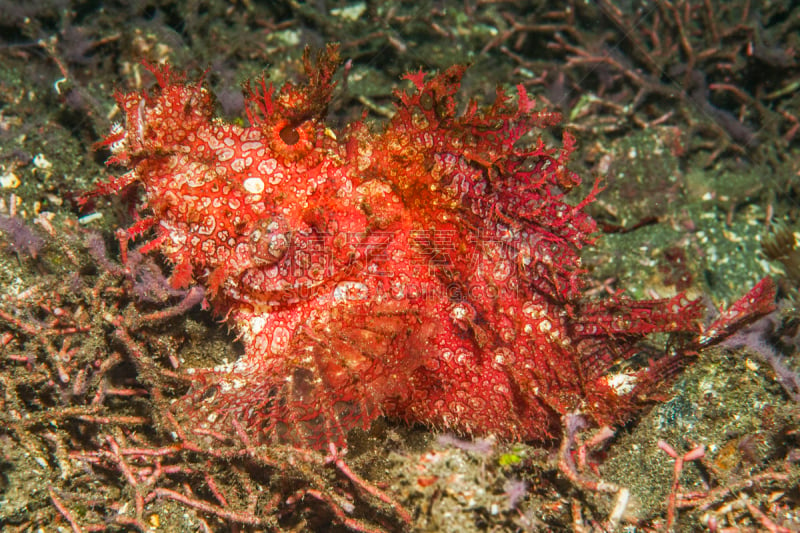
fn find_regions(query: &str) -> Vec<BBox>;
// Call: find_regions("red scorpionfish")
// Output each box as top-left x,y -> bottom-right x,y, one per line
92,45 -> 775,450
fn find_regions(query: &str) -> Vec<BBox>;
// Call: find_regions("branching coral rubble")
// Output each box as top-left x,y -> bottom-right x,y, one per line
91,44 -> 776,451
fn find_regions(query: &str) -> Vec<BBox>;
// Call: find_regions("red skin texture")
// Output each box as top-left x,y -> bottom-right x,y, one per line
96,45 -> 775,449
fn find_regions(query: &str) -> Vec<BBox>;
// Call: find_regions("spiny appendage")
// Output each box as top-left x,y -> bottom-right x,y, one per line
176,364 -> 382,449
699,277 -> 777,347
245,44 -> 339,125
563,292 -> 703,421
242,44 -> 340,165
383,66 -> 599,307
400,359 -> 562,440
573,278 -> 777,427
386,63 -> 564,190
87,62 -> 214,203
174,351 -> 385,449
394,313 -> 581,441
171,305 -> 432,449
